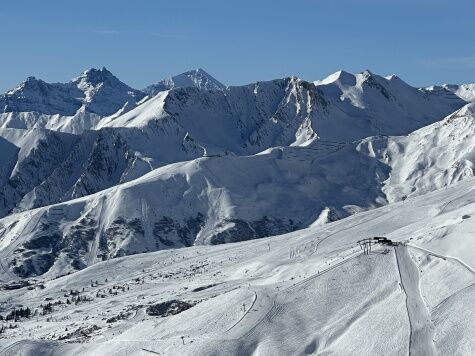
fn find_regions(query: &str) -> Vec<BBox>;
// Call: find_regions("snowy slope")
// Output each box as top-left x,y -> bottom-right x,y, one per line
104,71 -> 466,146
0,68 -> 468,138
0,70 -> 467,222
425,83 -> 475,102
0,128 -> 78,217
380,103 -> 475,201
1,176 -> 475,355
313,70 -> 465,140
143,68 -> 225,97
3,102 -> 475,280
0,68 -> 474,355
0,141 -> 386,279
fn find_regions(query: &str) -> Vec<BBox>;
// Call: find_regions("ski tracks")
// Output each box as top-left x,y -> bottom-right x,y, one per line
395,245 -> 436,356
407,243 -> 475,276
225,291 -> 258,332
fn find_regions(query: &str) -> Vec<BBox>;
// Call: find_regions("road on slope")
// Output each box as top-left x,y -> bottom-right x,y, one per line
395,245 -> 436,356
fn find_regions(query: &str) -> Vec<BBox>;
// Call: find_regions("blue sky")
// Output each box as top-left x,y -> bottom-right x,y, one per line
1,0 -> 474,92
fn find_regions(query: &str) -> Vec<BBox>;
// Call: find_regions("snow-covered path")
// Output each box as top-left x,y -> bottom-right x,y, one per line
395,245 -> 436,356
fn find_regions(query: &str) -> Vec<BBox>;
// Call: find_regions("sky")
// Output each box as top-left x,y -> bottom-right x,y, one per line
0,0 -> 474,92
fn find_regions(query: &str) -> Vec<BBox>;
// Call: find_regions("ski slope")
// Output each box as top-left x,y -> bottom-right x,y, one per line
1,177 -> 475,355
0,67 -> 474,355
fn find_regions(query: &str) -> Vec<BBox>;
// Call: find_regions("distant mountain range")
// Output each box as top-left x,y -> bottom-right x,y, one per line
0,67 -> 474,280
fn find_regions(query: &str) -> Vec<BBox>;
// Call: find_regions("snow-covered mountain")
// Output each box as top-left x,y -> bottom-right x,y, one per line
1,67 -> 475,354
142,68 -> 225,97
313,70 -> 465,139
425,83 -> 475,103
101,72 -> 466,147
0,127 -> 136,217
1,175 -> 475,355
0,141 -> 377,279
0,68 -> 145,133
0,70 -> 467,222
2,102 -> 475,280
0,68 -> 472,277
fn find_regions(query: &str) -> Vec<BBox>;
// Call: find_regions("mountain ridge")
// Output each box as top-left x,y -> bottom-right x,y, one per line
2,102 -> 475,279
0,67 -> 473,281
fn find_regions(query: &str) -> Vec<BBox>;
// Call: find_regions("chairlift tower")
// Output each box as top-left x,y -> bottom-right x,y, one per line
358,236 -> 398,254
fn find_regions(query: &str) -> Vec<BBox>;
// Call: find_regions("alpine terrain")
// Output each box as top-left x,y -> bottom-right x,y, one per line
0,67 -> 474,355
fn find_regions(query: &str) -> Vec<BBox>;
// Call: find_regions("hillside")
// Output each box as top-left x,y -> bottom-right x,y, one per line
1,175 -> 474,355
0,70 -> 467,223
1,102 -> 475,280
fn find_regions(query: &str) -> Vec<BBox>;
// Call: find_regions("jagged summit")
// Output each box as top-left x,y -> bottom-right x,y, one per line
1,75 -> 83,116
316,69 -> 414,90
385,74 -> 400,81
6,75 -> 52,95
0,67 -> 145,120
143,68 -> 225,96
73,67 -> 117,85
357,70 -> 391,87
360,69 -> 374,77
71,67 -> 145,116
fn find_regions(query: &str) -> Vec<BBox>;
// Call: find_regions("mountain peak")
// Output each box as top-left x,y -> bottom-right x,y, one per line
185,68 -> 207,75
143,68 -> 225,96
0,67 -> 145,119
314,70 -> 355,86
74,67 -> 118,86
385,74 -> 399,81
6,76 -> 42,94
83,66 -> 110,74
18,75 -> 45,86
359,70 -> 376,82
70,67 -> 145,116
384,74 -> 414,90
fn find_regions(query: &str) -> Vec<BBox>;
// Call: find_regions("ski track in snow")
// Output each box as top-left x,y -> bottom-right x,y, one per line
408,244 -> 475,276
225,291 -> 258,333
395,245 -> 436,356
